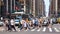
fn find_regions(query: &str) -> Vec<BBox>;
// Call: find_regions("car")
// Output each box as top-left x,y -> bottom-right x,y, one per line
43,21 -> 48,26
57,17 -> 60,24
52,18 -> 57,24
14,19 -> 20,26
42,19 -> 49,26
16,16 -> 22,22
0,21 -> 4,26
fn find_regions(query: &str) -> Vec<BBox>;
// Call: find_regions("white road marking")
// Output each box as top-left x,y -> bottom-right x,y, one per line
31,28 -> 37,31
37,28 -> 41,32
31,29 -> 35,31
54,27 -> 60,32
48,28 -> 52,32
42,27 -> 46,32
24,29 -> 29,32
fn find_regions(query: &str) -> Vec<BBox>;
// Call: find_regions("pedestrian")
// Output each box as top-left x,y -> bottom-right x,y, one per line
20,18 -> 25,30
31,18 -> 35,29
39,18 -> 43,28
25,18 -> 30,30
7,19 -> 12,32
4,19 -> 9,31
34,18 -> 39,27
10,19 -> 16,31
23,20 -> 27,30
50,18 -> 53,24
48,18 -> 52,28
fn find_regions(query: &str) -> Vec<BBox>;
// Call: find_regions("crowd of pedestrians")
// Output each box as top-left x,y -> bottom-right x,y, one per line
0,17 -> 54,32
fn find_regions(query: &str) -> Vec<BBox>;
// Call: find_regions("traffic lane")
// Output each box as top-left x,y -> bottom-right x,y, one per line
0,32 -> 60,34
53,24 -> 60,28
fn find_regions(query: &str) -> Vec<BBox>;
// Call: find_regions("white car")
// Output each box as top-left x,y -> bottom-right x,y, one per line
43,20 -> 48,26
0,21 -> 4,26
15,19 -> 20,24
44,21 -> 47,25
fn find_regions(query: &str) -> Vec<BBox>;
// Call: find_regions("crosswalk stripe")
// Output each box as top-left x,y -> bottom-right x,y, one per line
24,29 -> 28,31
42,27 -> 46,32
31,29 -> 36,31
54,27 -> 60,32
48,28 -> 52,32
37,28 -> 41,32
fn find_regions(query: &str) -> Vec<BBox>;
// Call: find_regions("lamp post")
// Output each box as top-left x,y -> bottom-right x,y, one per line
55,0 -> 58,17
6,0 -> 8,13
10,0 -> 12,19
0,0 -> 1,20
14,0 -> 15,11
24,0 -> 26,14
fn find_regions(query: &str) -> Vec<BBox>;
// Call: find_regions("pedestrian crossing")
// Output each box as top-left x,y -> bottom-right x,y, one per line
0,27 -> 60,32
24,27 -> 60,32
42,27 -> 46,32
37,28 -> 41,32
31,28 -> 37,31
54,27 -> 60,32
48,28 -> 52,32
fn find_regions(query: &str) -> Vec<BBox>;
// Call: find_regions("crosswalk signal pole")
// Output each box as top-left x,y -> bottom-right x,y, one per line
14,0 -> 15,11
10,0 -> 12,18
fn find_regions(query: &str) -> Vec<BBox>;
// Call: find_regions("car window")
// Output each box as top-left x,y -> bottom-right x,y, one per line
15,19 -> 20,24
0,21 -> 3,24
15,19 -> 19,22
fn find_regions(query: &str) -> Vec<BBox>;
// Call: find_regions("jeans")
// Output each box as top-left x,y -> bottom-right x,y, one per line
27,24 -> 30,29
20,24 -> 23,30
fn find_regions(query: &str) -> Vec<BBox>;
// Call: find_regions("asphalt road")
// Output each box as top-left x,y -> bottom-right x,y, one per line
0,31 -> 60,34
0,24 -> 60,34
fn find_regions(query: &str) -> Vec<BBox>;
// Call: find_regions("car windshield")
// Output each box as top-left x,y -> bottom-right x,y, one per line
15,19 -> 19,22
0,21 -> 3,24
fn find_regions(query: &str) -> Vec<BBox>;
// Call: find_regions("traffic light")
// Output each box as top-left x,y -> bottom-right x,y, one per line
15,6 -> 19,10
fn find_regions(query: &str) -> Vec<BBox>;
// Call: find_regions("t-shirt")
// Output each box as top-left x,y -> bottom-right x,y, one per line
21,20 -> 27,27
32,19 -> 35,24
50,19 -> 53,24
24,22 -> 27,27
10,19 -> 14,25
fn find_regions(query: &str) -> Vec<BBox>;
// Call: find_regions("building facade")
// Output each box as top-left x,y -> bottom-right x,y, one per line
28,0 -> 45,17
1,0 -> 45,18
49,0 -> 60,17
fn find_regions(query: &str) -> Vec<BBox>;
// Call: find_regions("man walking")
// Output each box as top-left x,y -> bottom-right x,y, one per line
10,19 -> 16,31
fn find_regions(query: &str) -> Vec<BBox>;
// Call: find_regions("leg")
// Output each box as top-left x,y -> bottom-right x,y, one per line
12,25 -> 16,31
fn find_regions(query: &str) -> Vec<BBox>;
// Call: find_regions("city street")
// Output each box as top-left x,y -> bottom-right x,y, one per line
0,0 -> 60,34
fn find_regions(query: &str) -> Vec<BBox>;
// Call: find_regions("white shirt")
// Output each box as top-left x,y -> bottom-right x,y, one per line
10,19 -> 14,25
50,19 -> 53,24
32,19 -> 35,24
24,22 -> 27,27
21,20 -> 27,27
